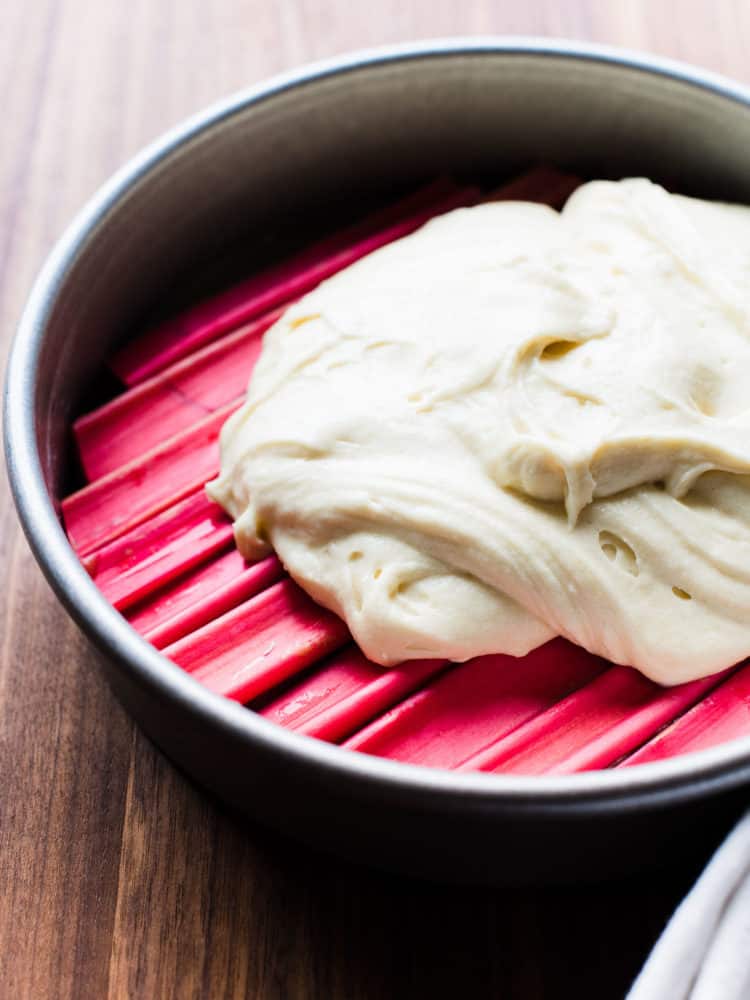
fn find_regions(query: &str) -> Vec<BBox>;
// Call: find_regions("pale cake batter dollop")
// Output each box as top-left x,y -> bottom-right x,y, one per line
208,179 -> 750,684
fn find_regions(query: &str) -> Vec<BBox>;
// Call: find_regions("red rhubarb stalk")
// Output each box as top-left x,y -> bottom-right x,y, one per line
110,179 -> 480,384
163,578 -> 349,703
126,546 -> 260,635
341,639 -> 604,768
82,490 -> 234,611
258,648 -> 448,743
458,666 -> 728,775
62,399 -> 238,556
141,555 -> 283,649
75,308 -> 283,482
620,662 -> 750,767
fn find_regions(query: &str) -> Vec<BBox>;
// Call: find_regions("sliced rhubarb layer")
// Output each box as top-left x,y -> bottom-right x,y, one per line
140,555 -> 282,650
67,166 -> 750,778
75,308 -> 283,481
127,546 -> 250,635
259,648 -> 448,743
62,400 -> 236,556
110,178 -> 480,385
341,639 -> 604,768
459,666 -> 729,775
164,578 -> 349,702
621,662 -> 750,767
83,489 -> 233,610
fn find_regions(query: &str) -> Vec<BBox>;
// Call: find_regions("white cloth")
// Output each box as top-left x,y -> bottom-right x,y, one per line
628,811 -> 750,1000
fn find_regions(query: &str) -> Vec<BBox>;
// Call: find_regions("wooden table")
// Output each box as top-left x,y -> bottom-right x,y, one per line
2,2 -> 748,996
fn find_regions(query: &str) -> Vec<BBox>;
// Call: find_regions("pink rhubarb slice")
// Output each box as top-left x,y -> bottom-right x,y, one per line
62,399 -> 237,556
341,639 -> 604,768
83,489 -> 233,611
458,666 -> 729,775
137,554 -> 283,650
127,546 -> 251,637
621,662 -> 750,767
75,308 -> 283,482
259,648 -> 448,743
110,178 -> 480,385
163,578 -> 350,703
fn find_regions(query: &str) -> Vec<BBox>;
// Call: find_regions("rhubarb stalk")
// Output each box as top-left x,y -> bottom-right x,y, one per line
621,662 -> 750,767
83,489 -> 234,611
342,639 -> 604,768
141,556 -> 283,650
62,399 -> 238,556
258,648 -> 448,743
75,308 -> 283,481
458,666 -> 729,775
163,578 -> 350,703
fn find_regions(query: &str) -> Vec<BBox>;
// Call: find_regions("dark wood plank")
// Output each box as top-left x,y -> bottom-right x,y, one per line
2,2 -> 749,998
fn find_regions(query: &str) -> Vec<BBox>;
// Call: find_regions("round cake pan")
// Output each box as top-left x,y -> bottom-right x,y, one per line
6,39 -> 750,884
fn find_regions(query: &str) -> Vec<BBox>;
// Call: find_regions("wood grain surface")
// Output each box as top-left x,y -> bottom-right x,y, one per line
2,2 -> 749,997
